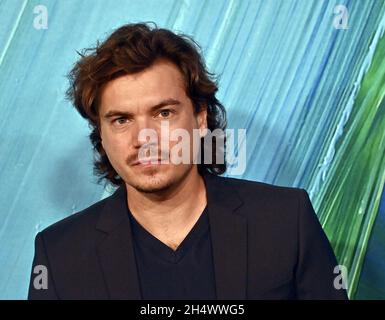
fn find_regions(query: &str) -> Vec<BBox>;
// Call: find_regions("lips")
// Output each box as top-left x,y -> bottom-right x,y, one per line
131,158 -> 162,166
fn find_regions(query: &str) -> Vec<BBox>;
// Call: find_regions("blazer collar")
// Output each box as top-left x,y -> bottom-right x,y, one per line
96,172 -> 247,299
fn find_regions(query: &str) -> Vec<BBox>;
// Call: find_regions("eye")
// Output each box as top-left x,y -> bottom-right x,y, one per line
157,109 -> 173,118
113,117 -> 128,125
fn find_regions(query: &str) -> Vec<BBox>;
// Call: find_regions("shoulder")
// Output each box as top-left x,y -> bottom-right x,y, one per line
208,174 -> 311,227
37,191 -> 114,243
213,174 -> 306,205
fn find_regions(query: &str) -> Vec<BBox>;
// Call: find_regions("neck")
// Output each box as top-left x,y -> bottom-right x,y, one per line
125,167 -> 207,250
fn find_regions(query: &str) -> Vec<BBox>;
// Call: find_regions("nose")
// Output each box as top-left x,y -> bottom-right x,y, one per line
130,117 -> 159,150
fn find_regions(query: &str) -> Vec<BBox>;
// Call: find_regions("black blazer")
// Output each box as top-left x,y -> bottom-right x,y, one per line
28,172 -> 348,300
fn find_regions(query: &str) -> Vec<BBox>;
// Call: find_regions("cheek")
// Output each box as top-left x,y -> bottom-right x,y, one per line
102,134 -> 126,158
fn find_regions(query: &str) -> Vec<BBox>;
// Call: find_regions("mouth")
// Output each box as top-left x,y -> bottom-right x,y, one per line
131,158 -> 163,167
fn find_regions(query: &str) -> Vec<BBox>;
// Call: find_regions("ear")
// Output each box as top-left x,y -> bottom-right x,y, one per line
196,105 -> 208,137
97,124 -> 105,148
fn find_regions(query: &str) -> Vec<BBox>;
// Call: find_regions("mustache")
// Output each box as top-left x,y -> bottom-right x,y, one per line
127,143 -> 170,165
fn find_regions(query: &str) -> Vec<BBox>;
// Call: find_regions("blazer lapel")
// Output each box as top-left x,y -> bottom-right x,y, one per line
95,172 -> 248,300
203,173 -> 248,300
95,186 -> 141,299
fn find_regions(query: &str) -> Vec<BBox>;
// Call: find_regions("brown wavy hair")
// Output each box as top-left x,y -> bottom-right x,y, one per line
66,22 -> 227,187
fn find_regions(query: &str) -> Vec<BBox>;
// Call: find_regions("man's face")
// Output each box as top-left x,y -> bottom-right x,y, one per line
99,59 -> 207,193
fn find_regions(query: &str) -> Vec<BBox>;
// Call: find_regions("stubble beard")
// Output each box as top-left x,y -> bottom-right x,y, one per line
127,164 -> 193,194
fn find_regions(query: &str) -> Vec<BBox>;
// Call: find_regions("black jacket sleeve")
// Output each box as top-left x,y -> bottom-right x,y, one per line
28,232 -> 59,300
295,189 -> 349,300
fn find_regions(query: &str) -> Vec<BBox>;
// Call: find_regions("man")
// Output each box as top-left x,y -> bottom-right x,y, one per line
28,23 -> 348,300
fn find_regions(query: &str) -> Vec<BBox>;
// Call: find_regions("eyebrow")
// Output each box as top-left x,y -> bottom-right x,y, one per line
102,98 -> 181,119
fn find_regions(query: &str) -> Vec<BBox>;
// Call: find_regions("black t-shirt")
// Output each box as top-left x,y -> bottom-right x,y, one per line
128,205 -> 217,300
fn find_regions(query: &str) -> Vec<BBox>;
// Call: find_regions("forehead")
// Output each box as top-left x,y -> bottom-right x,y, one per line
99,59 -> 187,113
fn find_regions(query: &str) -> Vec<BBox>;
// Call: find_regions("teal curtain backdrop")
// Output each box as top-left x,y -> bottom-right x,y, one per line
0,0 -> 384,299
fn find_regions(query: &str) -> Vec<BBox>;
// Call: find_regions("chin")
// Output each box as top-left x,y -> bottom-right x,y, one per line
135,184 -> 172,194
127,173 -> 174,194
124,164 -> 193,194
132,179 -> 174,194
